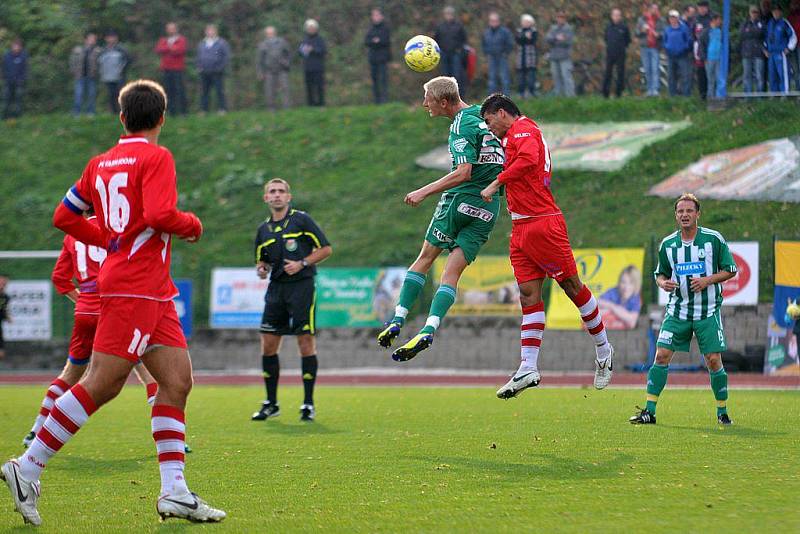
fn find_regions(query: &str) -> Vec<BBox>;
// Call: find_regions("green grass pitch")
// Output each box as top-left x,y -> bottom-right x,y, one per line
1,385 -> 798,532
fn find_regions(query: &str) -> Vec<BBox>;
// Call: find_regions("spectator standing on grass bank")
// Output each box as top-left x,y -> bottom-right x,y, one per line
97,31 -> 130,114
435,6 -> 468,93
700,14 -> 723,100
766,5 -> 798,94
789,0 -> 800,90
155,22 -> 188,115
2,39 -> 27,120
197,24 -> 230,113
740,5 -> 766,93
299,19 -> 327,107
636,3 -> 665,96
257,26 -> 291,111
516,14 -> 538,98
482,12 -> 514,96
603,8 -> 631,98
664,10 -> 692,96
365,8 -> 391,105
69,32 -> 100,117
0,275 -> 9,360
546,11 -> 576,97
694,1 -> 713,98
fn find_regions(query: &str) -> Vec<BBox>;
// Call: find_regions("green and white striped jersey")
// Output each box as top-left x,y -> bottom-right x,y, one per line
654,226 -> 737,320
447,105 -> 504,196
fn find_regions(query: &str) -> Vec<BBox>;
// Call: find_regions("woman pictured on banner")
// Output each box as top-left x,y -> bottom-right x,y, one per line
598,264 -> 642,329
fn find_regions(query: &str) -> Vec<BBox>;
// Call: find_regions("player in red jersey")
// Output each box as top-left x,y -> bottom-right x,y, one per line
1,80 -> 224,526
21,214 -> 189,452
478,94 -> 614,399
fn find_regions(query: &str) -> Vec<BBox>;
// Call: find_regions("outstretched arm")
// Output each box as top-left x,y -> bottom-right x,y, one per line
404,163 -> 472,207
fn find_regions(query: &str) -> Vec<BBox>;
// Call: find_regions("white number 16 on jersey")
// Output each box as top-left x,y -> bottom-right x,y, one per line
96,172 -> 131,233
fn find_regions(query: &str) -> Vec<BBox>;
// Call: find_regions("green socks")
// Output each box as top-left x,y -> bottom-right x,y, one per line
420,284 -> 457,335
392,271 -> 426,326
710,367 -> 729,416
645,364 -> 669,414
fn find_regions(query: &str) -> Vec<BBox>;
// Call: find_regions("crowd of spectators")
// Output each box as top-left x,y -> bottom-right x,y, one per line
2,2 -> 799,119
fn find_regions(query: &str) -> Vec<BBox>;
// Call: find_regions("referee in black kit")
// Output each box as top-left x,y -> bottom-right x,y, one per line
252,178 -> 332,422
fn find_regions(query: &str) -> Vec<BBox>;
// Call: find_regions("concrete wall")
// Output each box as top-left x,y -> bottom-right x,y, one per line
1,304 -> 771,372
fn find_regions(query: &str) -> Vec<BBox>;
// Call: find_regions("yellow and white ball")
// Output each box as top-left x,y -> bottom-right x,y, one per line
404,35 -> 441,72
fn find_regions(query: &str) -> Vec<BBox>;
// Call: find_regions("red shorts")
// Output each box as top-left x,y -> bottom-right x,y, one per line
68,313 -> 99,364
510,214 -> 578,284
94,297 -> 187,362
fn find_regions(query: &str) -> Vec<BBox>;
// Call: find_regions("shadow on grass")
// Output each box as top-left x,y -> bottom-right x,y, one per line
57,455 -> 151,473
258,421 -> 343,436
409,452 -> 634,481
656,424 -> 785,438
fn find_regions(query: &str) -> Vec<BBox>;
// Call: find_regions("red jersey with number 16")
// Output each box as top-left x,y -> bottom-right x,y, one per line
497,116 -> 561,220
51,217 -> 107,315
62,136 -> 201,301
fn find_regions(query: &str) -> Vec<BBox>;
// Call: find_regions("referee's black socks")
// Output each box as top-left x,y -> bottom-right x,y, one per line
262,354 -> 280,405
301,355 -> 318,405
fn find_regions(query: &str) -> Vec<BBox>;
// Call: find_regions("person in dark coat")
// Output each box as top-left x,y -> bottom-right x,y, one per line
299,19 -> 327,106
602,8 -> 631,97
482,12 -> 514,95
2,39 -> 27,119
364,8 -> 391,104
740,5 -> 767,93
196,24 -> 231,113
516,14 -> 538,97
434,6 -> 468,93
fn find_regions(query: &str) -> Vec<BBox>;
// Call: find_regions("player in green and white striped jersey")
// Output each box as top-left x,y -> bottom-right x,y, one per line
630,194 -> 738,426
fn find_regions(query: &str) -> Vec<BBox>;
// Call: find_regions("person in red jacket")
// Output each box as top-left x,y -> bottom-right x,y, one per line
155,22 -> 188,115
21,214 -> 178,451
2,80 -> 223,527
479,93 -> 614,399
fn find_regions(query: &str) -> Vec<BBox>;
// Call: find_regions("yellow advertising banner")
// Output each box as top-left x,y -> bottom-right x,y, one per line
547,248 -> 645,330
432,255 -> 520,316
775,241 -> 800,287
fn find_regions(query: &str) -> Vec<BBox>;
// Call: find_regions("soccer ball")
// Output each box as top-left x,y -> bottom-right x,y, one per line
404,35 -> 440,72
787,302 -> 800,320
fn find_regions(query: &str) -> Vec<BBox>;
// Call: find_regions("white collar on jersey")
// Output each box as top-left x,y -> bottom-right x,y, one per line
118,137 -> 149,145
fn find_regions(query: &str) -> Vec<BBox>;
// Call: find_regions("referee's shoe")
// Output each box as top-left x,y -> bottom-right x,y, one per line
252,401 -> 280,421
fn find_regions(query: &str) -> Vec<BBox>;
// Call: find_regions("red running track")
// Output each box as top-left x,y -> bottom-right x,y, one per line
0,372 -> 798,389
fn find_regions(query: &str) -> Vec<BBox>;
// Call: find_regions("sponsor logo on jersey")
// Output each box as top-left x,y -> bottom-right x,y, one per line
477,153 -> 504,164
98,157 -> 137,168
457,203 -> 494,222
513,132 -> 531,138
452,138 -> 469,153
658,330 -> 674,344
675,261 -> 706,276
432,228 -> 453,243
285,239 -> 298,252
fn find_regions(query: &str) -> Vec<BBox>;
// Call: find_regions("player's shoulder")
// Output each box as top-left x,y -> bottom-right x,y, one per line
699,226 -> 728,244
291,209 -> 314,222
659,230 -> 680,248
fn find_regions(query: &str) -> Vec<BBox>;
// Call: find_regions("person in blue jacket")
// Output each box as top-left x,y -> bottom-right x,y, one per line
765,5 -> 798,93
663,10 -> 692,96
2,39 -> 27,119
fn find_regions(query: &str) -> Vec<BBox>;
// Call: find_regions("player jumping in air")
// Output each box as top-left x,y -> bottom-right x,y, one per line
1,80 -> 224,526
21,213 -> 191,454
377,76 -> 505,361
478,94 -> 614,398
630,193 -> 736,425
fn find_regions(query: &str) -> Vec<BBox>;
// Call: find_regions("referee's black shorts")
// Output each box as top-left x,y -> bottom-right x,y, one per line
260,278 -> 316,336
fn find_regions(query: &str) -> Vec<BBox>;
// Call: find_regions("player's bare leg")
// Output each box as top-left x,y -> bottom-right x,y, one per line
23,360 -> 88,448
3,352 -> 134,526
497,278 -> 544,399
297,334 -> 318,422
133,363 -> 193,451
559,275 -> 614,389
379,241 -> 443,348
393,247 -> 466,362
140,345 -> 225,522
253,333 -> 282,420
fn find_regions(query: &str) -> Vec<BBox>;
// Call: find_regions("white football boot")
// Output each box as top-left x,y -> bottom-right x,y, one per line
496,368 -> 541,399
1,459 -> 42,526
593,344 -> 614,390
157,491 -> 226,522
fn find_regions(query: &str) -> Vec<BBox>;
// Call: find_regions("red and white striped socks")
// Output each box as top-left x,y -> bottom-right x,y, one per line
146,382 -> 158,406
152,405 -> 189,496
29,378 -> 70,436
570,285 -> 611,360
19,384 -> 97,481
520,302 -> 545,371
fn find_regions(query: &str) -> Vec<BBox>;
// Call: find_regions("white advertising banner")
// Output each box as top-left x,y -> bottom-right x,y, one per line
2,280 -> 52,341
658,241 -> 759,306
209,268 -> 268,329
